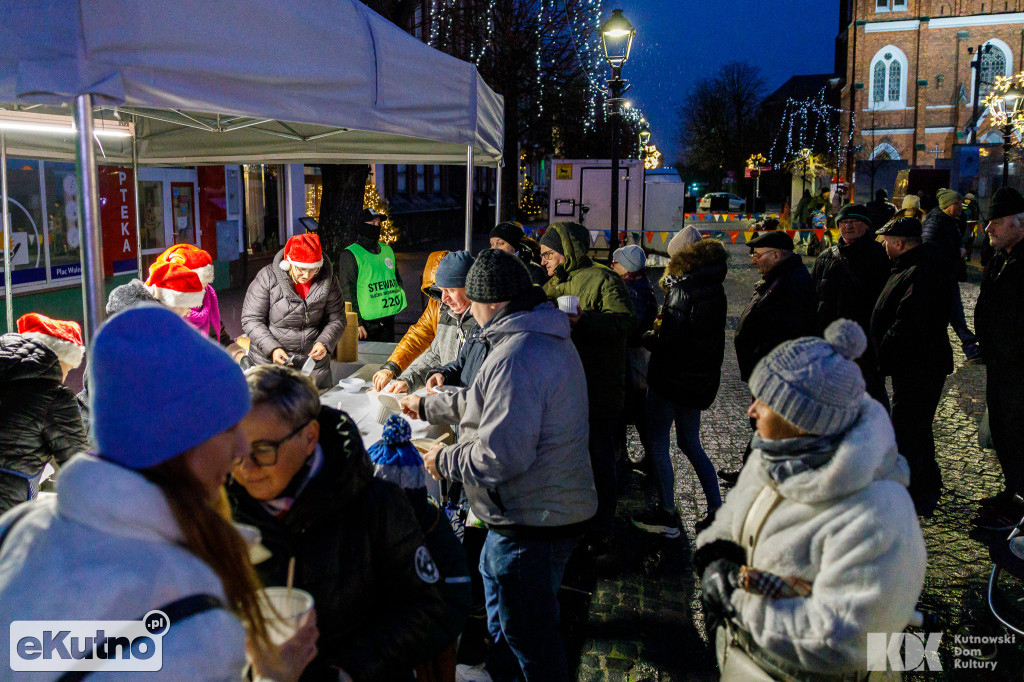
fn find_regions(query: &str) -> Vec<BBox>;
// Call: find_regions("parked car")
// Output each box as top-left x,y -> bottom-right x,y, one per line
698,192 -> 746,212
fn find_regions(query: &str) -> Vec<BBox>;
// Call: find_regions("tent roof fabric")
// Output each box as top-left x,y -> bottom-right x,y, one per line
0,0 -> 504,166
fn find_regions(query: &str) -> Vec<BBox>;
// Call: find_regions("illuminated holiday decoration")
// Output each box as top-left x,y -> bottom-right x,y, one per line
518,176 -> 544,219
426,0 -> 646,131
768,87 -> 854,173
983,73 -> 1024,136
643,144 -> 662,169
746,153 -> 767,170
786,148 -> 833,182
364,180 -> 398,244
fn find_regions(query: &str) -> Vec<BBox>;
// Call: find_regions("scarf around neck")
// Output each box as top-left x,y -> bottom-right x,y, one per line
185,285 -> 221,339
753,431 -> 844,484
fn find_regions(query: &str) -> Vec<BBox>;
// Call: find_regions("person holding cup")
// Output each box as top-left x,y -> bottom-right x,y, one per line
229,365 -> 446,682
539,221 -> 635,548
0,307 -> 317,681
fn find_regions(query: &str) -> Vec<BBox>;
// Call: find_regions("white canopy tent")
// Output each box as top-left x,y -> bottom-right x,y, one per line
0,0 -> 504,338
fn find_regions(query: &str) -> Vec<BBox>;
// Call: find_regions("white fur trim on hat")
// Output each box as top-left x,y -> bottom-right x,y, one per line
193,263 -> 215,288
145,283 -> 207,310
279,258 -> 324,271
21,332 -> 85,368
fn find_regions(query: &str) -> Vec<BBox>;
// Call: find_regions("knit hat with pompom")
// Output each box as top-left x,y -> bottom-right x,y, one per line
748,319 -> 867,436
366,414 -> 425,490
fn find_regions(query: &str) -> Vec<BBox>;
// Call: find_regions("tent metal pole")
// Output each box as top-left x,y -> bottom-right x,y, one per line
494,159 -> 502,225
132,132 -> 143,278
464,146 -> 474,251
2,132 -> 12,333
74,94 -> 105,342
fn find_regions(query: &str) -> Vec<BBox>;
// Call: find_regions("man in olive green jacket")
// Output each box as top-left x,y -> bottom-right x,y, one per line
539,221 -> 635,543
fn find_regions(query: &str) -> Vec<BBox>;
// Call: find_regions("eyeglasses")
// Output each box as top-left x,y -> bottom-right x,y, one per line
236,419 -> 311,468
540,250 -> 560,262
750,251 -> 771,261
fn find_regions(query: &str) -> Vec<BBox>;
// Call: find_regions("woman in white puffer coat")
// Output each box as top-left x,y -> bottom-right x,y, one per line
695,319 -> 927,680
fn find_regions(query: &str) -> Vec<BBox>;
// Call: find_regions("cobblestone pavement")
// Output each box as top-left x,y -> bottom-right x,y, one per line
575,243 -> 1024,681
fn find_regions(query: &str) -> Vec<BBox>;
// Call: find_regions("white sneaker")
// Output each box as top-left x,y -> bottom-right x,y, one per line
456,663 -> 494,682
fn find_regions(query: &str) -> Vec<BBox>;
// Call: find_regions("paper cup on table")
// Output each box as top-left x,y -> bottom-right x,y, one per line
557,295 -> 580,314
258,587 -> 314,644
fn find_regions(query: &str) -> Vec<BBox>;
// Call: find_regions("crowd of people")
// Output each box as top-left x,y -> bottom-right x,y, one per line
0,183 -> 1021,679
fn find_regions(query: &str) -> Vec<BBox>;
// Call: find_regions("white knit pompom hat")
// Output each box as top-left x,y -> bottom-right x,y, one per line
748,319 -> 867,436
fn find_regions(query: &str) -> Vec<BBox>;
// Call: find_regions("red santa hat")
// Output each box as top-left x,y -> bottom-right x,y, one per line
280,234 -> 324,271
145,261 -> 206,309
17,313 -> 85,368
155,244 -> 215,288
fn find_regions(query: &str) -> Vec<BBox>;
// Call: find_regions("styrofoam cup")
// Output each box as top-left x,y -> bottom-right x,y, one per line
557,295 -> 580,314
258,587 -> 314,644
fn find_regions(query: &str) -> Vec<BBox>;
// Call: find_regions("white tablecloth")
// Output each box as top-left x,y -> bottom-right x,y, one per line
320,385 -> 451,501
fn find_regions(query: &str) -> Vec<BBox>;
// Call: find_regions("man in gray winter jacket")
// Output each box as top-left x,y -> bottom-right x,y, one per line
401,249 -> 596,681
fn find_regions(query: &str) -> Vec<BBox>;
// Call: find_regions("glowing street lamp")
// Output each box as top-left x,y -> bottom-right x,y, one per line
600,9 -> 636,255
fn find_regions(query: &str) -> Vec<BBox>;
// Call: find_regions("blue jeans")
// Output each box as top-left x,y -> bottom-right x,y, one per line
480,531 -> 578,682
646,387 -> 722,513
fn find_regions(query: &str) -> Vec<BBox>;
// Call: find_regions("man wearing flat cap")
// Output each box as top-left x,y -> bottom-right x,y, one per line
734,230 -> 816,383
811,203 -> 892,408
973,187 -> 1024,528
871,216 -> 954,514
924,188 -> 982,362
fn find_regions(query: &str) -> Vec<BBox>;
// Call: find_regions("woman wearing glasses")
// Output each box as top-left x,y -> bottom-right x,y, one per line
0,307 -> 317,680
228,365 -> 446,682
242,233 -> 345,389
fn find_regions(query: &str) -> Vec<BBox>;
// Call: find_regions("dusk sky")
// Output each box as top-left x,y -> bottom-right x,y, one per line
608,0 -> 841,164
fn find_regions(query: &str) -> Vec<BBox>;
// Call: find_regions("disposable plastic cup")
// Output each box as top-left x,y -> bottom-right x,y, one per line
557,295 -> 580,314
258,587 -> 314,644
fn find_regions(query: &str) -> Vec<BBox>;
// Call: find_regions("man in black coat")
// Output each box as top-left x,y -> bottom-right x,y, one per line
871,217 -> 954,514
973,187 -> 1024,528
735,230 -> 816,383
723,231 -> 816,482
811,203 -> 891,408
923,188 -> 982,361
866,189 -> 897,231
228,366 -> 445,682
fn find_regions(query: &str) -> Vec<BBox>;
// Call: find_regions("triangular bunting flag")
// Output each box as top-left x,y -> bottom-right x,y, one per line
603,231 -> 611,244
786,230 -> 797,240
814,229 -> 825,241
830,229 -> 841,242
660,232 -> 669,243
645,232 -> 654,243
743,231 -> 754,243
589,230 -> 600,244
730,232 -> 739,244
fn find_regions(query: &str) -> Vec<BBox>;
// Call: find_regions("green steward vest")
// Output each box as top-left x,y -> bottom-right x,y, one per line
345,242 -> 407,321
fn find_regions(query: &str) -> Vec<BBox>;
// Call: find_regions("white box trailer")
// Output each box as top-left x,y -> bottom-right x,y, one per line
548,159 -> 643,238
547,160 -> 684,255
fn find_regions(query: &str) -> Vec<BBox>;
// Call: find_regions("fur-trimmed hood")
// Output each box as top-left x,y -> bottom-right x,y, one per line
660,238 -> 728,290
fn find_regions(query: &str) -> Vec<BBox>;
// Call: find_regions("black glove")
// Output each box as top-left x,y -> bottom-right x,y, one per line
701,559 -> 740,622
238,355 -> 254,371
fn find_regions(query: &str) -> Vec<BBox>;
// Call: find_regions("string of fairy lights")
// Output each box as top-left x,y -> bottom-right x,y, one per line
768,86 -> 856,173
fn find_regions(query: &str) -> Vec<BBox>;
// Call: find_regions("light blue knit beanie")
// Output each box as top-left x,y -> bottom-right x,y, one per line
89,305 -> 250,470
748,319 -> 867,436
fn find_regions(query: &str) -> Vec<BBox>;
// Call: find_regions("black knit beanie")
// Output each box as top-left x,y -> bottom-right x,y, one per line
538,228 -> 564,255
490,222 -> 526,249
465,249 -> 533,303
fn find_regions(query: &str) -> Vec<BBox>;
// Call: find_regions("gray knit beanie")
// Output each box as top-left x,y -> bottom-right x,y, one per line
465,248 -> 533,303
748,319 -> 867,436
667,226 -> 702,257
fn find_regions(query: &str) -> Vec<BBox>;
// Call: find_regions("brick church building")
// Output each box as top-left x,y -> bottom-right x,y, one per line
837,0 -> 1024,188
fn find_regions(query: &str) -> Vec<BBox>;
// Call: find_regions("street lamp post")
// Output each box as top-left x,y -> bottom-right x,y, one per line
987,84 -> 1024,187
601,9 -> 635,257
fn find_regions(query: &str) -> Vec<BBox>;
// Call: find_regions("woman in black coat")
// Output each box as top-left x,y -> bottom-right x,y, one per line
632,238 -> 728,537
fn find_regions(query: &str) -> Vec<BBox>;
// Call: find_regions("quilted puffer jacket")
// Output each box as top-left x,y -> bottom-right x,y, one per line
240,249 -> 346,389
381,250 -> 448,377
0,334 -> 88,513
